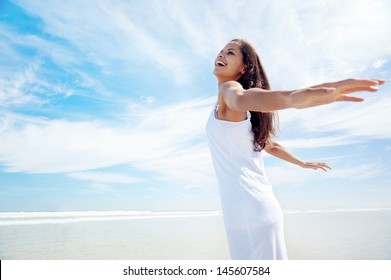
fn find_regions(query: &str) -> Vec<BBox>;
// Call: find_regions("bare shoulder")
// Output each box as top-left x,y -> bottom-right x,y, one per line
217,81 -> 247,121
218,81 -> 243,93
217,80 -> 242,107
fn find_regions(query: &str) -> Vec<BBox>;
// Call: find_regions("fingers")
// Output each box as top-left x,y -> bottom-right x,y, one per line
316,162 -> 332,172
371,79 -> 386,85
322,163 -> 332,170
345,78 -> 384,86
342,86 -> 380,94
294,78 -> 384,108
336,95 -> 364,102
327,78 -> 385,103
340,78 -> 385,94
377,79 -> 386,85
305,162 -> 332,172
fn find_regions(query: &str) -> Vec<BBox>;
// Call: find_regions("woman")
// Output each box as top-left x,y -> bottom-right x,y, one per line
205,38 -> 384,260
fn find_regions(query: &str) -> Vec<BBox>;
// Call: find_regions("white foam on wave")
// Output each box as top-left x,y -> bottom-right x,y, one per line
1,208 -> 390,226
284,207 -> 391,214
0,210 -> 222,226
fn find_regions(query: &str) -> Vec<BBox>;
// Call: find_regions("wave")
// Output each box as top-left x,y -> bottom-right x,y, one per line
1,208 -> 390,226
284,207 -> 391,214
0,210 -> 222,226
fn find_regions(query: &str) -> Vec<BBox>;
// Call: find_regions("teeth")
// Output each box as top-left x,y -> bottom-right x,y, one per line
217,61 -> 225,66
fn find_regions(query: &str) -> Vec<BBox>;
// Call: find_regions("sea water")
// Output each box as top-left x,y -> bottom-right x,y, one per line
0,211 -> 229,260
284,208 -> 391,260
0,209 -> 390,260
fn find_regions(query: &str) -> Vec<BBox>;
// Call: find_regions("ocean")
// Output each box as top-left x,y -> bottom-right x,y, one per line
0,208 -> 390,260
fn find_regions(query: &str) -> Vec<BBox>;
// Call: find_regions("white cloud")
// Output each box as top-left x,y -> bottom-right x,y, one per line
12,0 -> 197,85
132,143 -> 217,189
0,97 -> 216,188
0,118 -> 157,173
327,163 -> 386,181
1,0 -> 390,206
277,135 -> 359,150
143,96 -> 155,105
265,164 -> 319,187
7,0 -> 391,100
67,172 -> 142,185
0,62 -> 44,106
11,0 -> 387,88
266,160 -> 385,188
89,183 -> 115,193
243,0 -> 391,88
0,25 -> 85,103
0,24 -> 81,68
372,60 -> 387,69
278,94 -> 391,142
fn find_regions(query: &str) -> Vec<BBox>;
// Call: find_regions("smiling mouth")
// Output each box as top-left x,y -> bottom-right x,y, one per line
216,61 -> 226,67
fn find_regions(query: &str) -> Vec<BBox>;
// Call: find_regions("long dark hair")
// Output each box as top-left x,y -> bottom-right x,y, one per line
232,38 -> 278,151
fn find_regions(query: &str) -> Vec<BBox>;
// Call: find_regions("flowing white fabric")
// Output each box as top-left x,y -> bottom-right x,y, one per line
205,106 -> 288,260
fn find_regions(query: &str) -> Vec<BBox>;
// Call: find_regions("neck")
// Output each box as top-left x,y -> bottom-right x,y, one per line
217,78 -> 231,88
216,74 -> 242,88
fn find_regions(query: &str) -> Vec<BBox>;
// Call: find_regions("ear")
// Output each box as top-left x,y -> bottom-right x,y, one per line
240,68 -> 246,74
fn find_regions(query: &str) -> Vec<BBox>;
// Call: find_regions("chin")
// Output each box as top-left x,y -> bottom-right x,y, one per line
213,69 -> 224,77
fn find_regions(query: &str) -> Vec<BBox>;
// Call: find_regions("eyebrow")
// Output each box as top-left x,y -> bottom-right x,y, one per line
219,48 -> 238,53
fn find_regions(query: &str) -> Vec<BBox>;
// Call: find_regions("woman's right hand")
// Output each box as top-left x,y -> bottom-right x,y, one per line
290,78 -> 385,109
300,161 -> 332,172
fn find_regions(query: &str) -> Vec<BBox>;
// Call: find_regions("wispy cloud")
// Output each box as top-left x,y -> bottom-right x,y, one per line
67,172 -> 142,185
11,0 -> 201,85
372,60 -> 387,69
277,94 -> 391,148
0,62 -> 43,106
265,164 -> 319,187
277,135 -> 359,150
0,97 -> 216,188
328,163 -> 387,181
1,0 -> 390,210
266,161 -> 385,188
5,0 -> 391,108
256,0 -> 391,88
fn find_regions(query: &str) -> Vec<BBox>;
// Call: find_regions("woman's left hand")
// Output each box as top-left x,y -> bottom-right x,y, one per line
301,161 -> 332,172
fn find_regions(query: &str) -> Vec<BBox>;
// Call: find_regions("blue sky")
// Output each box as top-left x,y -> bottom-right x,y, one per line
0,0 -> 390,211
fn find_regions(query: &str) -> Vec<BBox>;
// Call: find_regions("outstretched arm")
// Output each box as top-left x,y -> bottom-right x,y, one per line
220,78 -> 385,113
264,141 -> 331,172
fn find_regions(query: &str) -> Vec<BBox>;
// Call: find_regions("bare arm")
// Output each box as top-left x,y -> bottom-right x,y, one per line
264,141 -> 331,172
220,79 -> 385,113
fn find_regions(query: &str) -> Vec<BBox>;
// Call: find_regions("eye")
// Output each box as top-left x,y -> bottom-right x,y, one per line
227,51 -> 235,55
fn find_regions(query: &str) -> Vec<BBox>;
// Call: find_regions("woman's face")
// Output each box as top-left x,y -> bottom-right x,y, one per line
213,42 -> 245,82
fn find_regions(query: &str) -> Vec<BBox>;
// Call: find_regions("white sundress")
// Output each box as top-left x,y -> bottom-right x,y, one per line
205,106 -> 288,260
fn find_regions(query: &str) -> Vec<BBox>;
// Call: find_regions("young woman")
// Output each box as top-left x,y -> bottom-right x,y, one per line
205,38 -> 385,260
